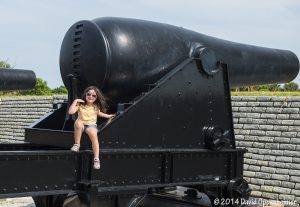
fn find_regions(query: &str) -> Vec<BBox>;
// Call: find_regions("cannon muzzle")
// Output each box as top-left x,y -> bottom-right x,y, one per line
60,17 -> 299,102
0,68 -> 36,91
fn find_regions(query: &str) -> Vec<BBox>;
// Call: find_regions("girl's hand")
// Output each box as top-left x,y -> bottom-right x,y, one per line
98,111 -> 116,119
109,114 -> 116,119
75,99 -> 85,103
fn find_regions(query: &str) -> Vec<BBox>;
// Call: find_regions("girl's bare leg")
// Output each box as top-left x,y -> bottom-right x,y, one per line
74,120 -> 84,145
85,127 -> 99,159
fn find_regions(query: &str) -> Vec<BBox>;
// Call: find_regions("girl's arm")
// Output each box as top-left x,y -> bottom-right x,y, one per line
98,111 -> 115,119
68,99 -> 84,115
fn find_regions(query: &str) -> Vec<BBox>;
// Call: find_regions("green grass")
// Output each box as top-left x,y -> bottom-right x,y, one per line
231,91 -> 300,96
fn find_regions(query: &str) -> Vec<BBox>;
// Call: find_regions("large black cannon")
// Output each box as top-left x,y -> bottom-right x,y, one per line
59,17 -> 298,104
0,17 -> 299,207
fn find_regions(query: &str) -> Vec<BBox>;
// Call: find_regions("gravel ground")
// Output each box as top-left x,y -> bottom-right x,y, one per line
0,197 -> 35,207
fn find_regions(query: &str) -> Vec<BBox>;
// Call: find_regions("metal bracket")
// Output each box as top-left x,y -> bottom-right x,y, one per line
227,178 -> 251,203
203,126 -> 231,150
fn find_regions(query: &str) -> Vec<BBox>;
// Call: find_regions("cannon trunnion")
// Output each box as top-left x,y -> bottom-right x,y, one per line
0,17 -> 299,207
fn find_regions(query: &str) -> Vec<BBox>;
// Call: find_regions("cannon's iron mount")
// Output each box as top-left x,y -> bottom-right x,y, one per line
22,50 -> 248,206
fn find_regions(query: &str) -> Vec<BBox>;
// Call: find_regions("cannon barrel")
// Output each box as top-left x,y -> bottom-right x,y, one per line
0,68 -> 36,91
60,17 -> 299,102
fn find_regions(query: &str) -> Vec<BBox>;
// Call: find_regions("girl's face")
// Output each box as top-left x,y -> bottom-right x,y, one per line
85,89 -> 97,104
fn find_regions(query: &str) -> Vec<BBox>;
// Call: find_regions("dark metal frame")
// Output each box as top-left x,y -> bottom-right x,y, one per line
1,57 -> 249,206
0,145 -> 245,203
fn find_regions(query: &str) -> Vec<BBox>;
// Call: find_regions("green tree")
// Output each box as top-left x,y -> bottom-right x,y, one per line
255,84 -> 270,92
252,84 -> 282,92
21,78 -> 53,95
233,83 -> 283,92
233,86 -> 255,92
283,82 -> 299,91
52,85 -> 68,94
0,60 -> 11,68
268,84 -> 282,92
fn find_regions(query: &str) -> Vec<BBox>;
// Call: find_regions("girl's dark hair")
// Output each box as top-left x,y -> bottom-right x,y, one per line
81,86 -> 108,113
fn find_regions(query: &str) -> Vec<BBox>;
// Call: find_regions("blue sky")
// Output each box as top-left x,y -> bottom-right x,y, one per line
0,0 -> 299,88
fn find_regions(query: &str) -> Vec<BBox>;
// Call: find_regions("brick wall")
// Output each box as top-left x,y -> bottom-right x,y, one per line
0,95 -> 67,143
0,96 -> 300,201
232,96 -> 300,202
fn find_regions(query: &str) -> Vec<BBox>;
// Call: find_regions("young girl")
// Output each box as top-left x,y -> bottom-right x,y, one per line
68,86 -> 115,169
